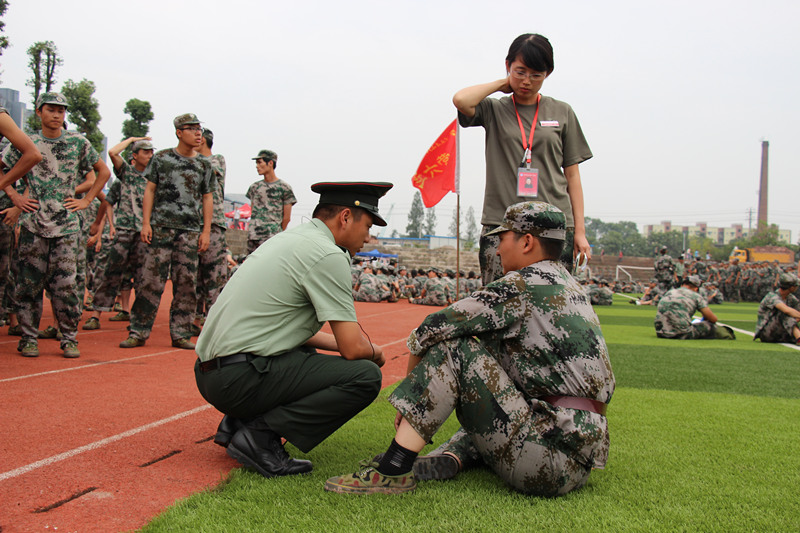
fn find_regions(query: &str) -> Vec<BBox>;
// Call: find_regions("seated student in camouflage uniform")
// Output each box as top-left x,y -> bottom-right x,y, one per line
245,150 -> 297,254
754,273 -> 800,344
120,113 -> 213,350
326,201 -> 615,497
630,280 -> 661,306
654,275 -> 735,340
353,265 -> 392,302
699,282 -> 723,305
1,92 -> 110,358
591,279 -> 613,305
408,268 -> 452,306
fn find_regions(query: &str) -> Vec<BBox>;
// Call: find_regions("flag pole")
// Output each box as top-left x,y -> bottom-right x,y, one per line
455,118 -> 461,300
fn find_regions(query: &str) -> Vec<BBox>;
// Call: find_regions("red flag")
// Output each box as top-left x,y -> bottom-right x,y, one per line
412,119 -> 457,208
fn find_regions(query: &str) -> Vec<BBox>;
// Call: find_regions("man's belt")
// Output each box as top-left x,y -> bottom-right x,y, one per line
198,353 -> 251,373
540,395 -> 608,416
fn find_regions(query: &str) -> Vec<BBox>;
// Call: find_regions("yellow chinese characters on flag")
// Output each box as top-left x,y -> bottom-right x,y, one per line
412,119 -> 457,208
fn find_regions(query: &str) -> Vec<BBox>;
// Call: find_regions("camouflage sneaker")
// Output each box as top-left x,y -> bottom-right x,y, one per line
113,302 -> 124,313
8,324 -> 22,336
83,296 -> 94,311
38,325 -> 60,339
190,323 -> 202,336
62,341 -> 80,358
108,311 -> 130,322
372,452 -> 460,481
83,317 -> 100,330
324,460 -> 416,494
119,336 -> 146,348
17,339 -> 39,357
171,338 -> 196,350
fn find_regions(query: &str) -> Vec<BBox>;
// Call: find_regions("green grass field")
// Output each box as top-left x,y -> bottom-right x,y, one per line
141,297 -> 800,532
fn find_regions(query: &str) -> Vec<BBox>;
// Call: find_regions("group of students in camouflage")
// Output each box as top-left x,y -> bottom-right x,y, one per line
0,93 -> 292,358
351,260 -> 482,306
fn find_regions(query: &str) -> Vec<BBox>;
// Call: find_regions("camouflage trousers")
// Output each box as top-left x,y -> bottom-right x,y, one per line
16,228 -> 81,344
196,226 -> 228,316
655,321 -> 715,339
409,295 -> 447,306
390,336 -> 597,496
480,225 -> 575,286
3,227 -> 19,314
755,312 -> 798,343
354,289 -> 391,302
723,282 -> 740,303
0,222 -> 14,317
130,227 -> 199,341
92,229 -> 145,312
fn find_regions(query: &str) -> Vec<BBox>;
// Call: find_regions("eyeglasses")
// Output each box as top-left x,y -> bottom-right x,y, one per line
510,69 -> 546,82
180,125 -> 203,132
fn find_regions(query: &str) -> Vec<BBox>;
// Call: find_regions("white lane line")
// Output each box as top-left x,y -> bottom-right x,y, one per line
0,404 -> 213,483
0,349 -> 183,384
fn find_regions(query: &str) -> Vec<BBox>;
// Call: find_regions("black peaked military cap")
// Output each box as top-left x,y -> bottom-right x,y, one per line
311,181 -> 393,226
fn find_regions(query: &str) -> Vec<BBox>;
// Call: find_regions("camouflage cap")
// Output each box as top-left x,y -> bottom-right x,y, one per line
485,201 -> 566,240
779,273 -> 799,289
131,140 -> 154,152
252,149 -> 278,162
310,181 -> 393,227
36,92 -> 69,109
173,113 -> 202,129
685,275 -> 702,288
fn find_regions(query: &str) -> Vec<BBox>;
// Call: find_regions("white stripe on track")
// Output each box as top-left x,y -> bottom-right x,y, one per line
0,404 -> 213,482
0,349 -> 183,384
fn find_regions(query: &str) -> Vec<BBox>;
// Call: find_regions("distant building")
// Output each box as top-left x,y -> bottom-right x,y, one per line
0,88 -> 33,129
644,220 -> 791,245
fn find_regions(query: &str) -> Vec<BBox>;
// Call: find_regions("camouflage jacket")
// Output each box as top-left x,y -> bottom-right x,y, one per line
654,287 -> 708,337
207,154 -> 227,230
109,160 -> 147,231
422,277 -> 451,305
246,178 -> 297,240
654,254 -> 675,281
146,148 -> 213,232
2,130 -> 99,238
407,260 -> 615,467
755,291 -> 799,339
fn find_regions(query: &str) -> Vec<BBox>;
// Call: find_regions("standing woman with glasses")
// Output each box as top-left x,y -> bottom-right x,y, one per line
454,33 -> 593,284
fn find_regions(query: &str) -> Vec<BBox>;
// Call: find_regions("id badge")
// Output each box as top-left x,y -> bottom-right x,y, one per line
517,167 -> 538,197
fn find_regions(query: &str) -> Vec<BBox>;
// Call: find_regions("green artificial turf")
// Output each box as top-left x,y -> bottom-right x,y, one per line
141,296 -> 800,532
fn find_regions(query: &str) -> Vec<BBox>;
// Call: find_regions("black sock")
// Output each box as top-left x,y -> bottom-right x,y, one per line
377,439 -> 418,476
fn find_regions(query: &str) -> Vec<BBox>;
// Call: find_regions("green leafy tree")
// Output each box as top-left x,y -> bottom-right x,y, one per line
25,40 -> 63,131
405,191 -> 424,238
122,98 -> 153,139
464,206 -> 477,247
61,78 -> 104,153
424,206 -> 437,236
0,0 -> 10,81
646,231 -> 684,258
448,207 -> 460,238
749,221 -> 781,246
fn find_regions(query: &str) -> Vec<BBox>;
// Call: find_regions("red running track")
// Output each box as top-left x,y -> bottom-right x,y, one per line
0,284 -> 438,532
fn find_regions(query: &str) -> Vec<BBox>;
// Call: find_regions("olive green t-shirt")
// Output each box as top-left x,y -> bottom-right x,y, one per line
196,218 -> 357,361
459,95 -> 592,227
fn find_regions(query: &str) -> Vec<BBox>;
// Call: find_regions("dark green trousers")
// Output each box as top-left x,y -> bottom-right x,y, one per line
195,349 -> 382,453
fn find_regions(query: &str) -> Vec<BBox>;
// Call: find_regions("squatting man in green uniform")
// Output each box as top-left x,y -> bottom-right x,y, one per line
195,182 -> 392,477
326,201 -> 615,496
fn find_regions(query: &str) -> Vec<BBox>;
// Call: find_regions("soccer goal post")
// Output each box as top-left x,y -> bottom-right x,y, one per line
616,265 -> 655,281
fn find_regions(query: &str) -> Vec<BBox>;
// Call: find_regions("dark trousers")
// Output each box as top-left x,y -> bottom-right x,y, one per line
195,349 -> 382,453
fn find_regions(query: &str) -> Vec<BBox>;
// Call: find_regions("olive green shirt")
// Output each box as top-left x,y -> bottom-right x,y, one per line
196,218 -> 357,361
459,95 -> 592,227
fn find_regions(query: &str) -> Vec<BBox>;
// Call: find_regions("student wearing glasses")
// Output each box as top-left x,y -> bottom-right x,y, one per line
120,113 -> 213,350
454,33 -> 593,285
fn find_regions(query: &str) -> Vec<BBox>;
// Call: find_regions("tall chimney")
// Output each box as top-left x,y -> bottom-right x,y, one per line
757,140 -> 769,230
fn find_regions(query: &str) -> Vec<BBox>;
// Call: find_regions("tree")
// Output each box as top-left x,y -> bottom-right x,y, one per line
26,40 -> 63,131
645,230 -> 684,258
448,207 -> 460,238
405,191 -> 424,238
0,1 -> 10,81
62,79 -> 104,153
749,221 -> 781,246
464,206 -> 477,245
121,98 -> 153,139
424,206 -> 437,236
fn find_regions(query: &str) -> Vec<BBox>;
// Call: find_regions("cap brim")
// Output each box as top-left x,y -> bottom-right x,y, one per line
485,224 -> 512,236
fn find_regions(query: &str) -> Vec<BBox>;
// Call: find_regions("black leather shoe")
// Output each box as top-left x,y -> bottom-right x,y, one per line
226,426 -> 313,478
214,415 -> 241,448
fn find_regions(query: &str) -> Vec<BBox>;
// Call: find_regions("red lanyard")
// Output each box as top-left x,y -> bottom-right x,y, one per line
512,93 -> 541,168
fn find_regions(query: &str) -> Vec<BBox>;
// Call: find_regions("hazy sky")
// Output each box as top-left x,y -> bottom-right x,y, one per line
3,0 -> 799,242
